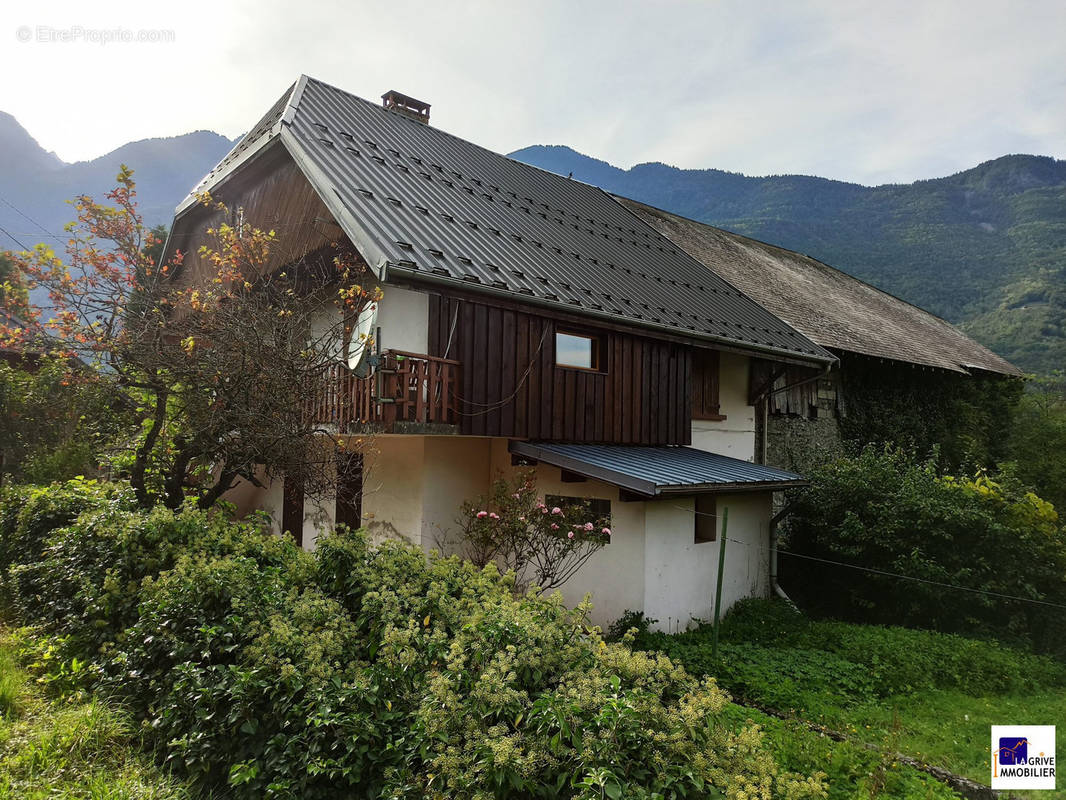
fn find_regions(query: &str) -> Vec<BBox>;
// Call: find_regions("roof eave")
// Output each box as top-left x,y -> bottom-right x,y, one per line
387,263 -> 837,368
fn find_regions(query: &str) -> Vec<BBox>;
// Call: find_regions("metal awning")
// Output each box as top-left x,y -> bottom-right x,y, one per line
509,441 -> 807,497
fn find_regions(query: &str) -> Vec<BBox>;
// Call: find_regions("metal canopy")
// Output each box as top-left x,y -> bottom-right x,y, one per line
509,441 -> 808,497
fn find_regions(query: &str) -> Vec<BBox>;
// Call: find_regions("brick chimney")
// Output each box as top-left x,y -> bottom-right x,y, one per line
381,90 -> 430,125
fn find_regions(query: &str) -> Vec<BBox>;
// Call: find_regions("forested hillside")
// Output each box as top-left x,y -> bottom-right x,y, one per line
510,146 -> 1066,373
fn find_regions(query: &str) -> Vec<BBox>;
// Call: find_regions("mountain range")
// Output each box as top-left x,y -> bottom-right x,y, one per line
1,112 -> 1061,374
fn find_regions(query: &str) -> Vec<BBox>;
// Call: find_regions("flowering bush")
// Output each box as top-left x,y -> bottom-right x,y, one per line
452,471 -> 611,591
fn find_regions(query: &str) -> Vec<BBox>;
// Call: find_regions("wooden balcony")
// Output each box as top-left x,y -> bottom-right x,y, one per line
308,350 -> 461,433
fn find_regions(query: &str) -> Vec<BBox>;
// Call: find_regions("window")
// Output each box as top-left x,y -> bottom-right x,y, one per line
556,330 -> 603,371
694,495 -> 717,543
692,349 -> 723,420
545,495 -> 612,527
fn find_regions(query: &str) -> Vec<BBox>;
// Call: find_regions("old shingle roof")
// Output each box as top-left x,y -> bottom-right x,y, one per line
618,198 -> 1021,376
179,76 -> 834,366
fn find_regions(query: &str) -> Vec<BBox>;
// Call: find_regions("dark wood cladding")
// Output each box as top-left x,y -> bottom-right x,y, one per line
168,144 -> 348,286
428,294 -> 691,445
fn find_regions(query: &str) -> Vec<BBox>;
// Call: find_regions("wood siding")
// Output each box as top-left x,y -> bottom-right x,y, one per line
428,294 -> 691,445
168,144 -> 359,286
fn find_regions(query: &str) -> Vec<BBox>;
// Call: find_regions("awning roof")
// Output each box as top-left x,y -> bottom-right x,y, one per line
509,441 -> 807,496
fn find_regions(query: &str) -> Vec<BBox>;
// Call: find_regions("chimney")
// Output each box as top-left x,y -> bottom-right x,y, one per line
381,90 -> 430,125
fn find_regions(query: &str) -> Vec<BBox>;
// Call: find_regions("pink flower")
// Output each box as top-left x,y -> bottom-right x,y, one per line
518,516 -> 526,522
551,507 -> 563,515
476,511 -> 488,519
584,522 -> 594,531
602,528 -> 612,536
540,507 -> 549,514
512,493 -> 521,499
567,531 -> 575,539
536,502 -> 547,510
550,523 -> 559,530
489,512 -> 500,520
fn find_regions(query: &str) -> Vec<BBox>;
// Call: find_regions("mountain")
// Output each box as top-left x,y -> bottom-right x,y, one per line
0,113 -> 236,251
510,146 -> 1066,374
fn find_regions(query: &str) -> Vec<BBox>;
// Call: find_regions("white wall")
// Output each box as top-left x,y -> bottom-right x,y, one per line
360,435 -> 426,547
421,436 -> 492,552
690,352 -> 756,461
376,286 -> 429,354
642,492 -> 770,633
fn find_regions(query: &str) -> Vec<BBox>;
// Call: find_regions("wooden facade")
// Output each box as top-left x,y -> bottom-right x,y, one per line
427,294 -> 694,445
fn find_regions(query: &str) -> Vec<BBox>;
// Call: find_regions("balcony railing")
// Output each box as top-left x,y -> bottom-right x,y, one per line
309,350 -> 461,432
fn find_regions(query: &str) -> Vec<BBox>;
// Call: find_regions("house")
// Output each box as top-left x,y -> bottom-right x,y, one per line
616,198 -> 1023,471
166,75 -> 1009,631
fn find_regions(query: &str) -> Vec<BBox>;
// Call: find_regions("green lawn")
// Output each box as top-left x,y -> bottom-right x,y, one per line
810,690 -> 1066,800
0,630 -> 191,800
632,599 -> 1066,800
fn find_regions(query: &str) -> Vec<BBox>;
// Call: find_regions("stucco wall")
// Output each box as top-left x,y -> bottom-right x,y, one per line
376,286 -> 428,354
690,352 -> 756,461
421,436 -> 492,552
642,492 -> 770,633
361,435 -> 426,547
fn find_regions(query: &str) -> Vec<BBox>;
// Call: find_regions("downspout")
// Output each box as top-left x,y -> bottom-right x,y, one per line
769,504 -> 797,608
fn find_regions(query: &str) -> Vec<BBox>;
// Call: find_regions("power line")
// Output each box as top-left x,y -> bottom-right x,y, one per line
0,195 -> 63,241
669,502 -> 1066,612
0,224 -> 30,251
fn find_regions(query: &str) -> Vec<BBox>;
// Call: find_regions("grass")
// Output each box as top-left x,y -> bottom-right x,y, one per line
631,600 -> 1066,800
0,629 -> 191,800
810,690 -> 1066,800
719,703 -> 963,800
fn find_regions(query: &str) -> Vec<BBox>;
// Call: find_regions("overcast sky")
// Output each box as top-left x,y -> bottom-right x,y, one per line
2,0 -> 1063,185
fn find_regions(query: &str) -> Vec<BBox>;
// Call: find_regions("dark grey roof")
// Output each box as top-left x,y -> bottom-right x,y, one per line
509,441 -> 807,496
180,76 -> 834,366
618,197 -> 1021,376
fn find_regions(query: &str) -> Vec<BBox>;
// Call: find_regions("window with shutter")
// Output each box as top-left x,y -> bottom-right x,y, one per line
692,349 -> 725,420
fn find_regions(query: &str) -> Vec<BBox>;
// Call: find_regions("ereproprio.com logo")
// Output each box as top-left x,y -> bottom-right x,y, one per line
991,725 -> 1056,791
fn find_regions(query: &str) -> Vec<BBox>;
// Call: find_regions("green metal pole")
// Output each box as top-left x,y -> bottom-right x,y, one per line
711,506 -> 729,662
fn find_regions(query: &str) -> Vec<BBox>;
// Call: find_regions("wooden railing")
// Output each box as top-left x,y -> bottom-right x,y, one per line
308,350 -> 460,431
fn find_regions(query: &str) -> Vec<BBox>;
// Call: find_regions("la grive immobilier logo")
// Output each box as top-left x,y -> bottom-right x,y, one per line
991,725 -> 1056,791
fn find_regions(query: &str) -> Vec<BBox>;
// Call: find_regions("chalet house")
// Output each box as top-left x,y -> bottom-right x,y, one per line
164,75 -> 1011,630
616,199 -> 1022,471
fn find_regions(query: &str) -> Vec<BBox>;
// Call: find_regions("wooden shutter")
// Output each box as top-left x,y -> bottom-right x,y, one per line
282,474 -> 305,546
692,349 -> 724,420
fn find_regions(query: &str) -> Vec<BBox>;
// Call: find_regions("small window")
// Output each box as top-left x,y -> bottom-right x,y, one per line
556,330 -> 602,370
694,495 -> 717,543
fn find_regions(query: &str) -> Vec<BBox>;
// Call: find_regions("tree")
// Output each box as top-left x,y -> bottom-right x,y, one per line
1,167 -> 380,509
445,471 -> 612,592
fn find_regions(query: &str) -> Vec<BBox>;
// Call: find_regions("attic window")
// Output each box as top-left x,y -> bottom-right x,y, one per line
556,330 -> 604,372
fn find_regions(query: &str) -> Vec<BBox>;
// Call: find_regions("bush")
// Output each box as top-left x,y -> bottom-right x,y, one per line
632,599 -> 1066,713
781,446 -> 1066,654
0,484 -> 827,799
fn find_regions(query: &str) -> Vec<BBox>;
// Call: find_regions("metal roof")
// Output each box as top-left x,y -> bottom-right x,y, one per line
618,197 -> 1022,377
509,441 -> 807,496
180,76 -> 835,366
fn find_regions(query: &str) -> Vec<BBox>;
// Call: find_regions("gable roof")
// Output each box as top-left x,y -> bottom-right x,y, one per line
177,76 -> 834,367
617,198 -> 1021,376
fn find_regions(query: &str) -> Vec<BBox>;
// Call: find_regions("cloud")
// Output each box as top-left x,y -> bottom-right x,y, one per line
0,0 -> 1062,184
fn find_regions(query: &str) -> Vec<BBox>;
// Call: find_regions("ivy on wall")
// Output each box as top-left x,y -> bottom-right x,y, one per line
836,353 -> 1022,470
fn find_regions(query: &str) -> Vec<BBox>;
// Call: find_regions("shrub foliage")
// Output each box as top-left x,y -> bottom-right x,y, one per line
0,480 -> 826,799
780,446 -> 1066,655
